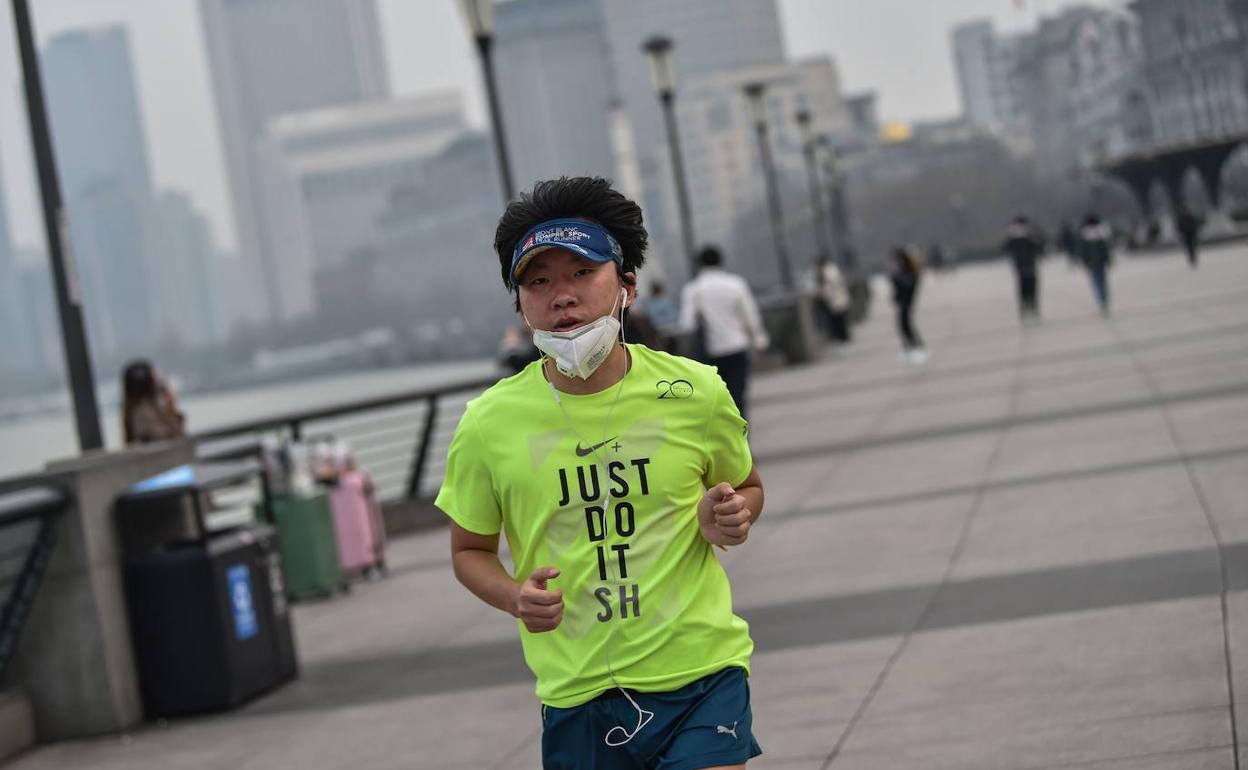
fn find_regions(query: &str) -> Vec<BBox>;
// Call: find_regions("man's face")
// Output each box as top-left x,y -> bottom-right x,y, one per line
516,248 -> 635,333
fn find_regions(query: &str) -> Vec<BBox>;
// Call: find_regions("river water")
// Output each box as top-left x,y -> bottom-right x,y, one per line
0,359 -> 498,480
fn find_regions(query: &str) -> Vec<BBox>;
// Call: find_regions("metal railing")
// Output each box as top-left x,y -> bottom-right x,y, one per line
0,484 -> 69,679
194,374 -> 500,505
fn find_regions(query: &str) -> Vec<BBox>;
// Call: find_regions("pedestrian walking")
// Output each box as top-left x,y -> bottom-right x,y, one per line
1175,207 -> 1205,268
891,246 -> 927,363
679,245 -> 770,421
1078,214 -> 1114,315
1003,215 -> 1043,322
436,176 -> 766,770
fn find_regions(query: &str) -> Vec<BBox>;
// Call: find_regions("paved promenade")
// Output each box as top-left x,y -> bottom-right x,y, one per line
10,242 -> 1248,768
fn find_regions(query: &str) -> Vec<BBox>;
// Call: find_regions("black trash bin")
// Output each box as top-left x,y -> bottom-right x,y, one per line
116,461 -> 298,719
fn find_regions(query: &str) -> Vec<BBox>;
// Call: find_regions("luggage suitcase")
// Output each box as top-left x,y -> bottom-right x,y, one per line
328,470 -> 388,577
268,491 -> 347,599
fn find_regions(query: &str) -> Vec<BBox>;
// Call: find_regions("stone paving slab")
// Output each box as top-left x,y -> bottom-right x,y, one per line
953,464 -> 1215,579
6,242 -> 1248,768
825,598 -> 1232,769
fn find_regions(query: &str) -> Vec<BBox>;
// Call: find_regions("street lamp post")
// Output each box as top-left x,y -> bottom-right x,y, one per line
642,35 -> 698,280
817,137 -> 855,271
11,0 -> 103,452
458,0 -> 514,203
795,109 -> 832,264
743,82 -> 793,290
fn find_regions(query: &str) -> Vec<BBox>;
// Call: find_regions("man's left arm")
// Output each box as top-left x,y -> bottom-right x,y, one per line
698,465 -> 764,547
677,282 -> 698,334
737,281 -> 770,352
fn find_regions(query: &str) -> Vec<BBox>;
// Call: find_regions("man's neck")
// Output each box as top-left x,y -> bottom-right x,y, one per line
545,342 -> 630,395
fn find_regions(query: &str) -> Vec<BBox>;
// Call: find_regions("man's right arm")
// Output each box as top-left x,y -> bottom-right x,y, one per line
450,523 -> 564,632
450,523 -> 520,616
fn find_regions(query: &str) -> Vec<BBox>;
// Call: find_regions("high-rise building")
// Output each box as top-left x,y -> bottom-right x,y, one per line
17,256 -> 62,375
844,93 -> 881,151
151,192 -> 222,347
41,27 -> 154,202
478,0 -> 786,285
676,57 -> 854,290
599,0 -> 786,283
1130,0 -> 1248,147
952,8 -> 1152,176
198,0 -> 389,322
42,26 -> 157,359
493,0 -> 619,189
952,21 -> 1025,133
262,93 -> 466,278
1012,6 -> 1144,174
361,132 -> 508,357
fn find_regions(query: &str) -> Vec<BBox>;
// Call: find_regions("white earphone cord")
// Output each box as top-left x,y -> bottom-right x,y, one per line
545,291 -> 653,747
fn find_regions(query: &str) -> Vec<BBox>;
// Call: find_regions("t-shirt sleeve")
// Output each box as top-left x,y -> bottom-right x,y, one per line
701,374 -> 754,489
433,406 -> 502,535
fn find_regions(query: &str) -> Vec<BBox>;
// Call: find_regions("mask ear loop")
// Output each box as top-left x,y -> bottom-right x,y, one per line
520,312 -> 551,370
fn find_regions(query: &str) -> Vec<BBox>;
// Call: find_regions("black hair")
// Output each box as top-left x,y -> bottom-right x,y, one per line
697,245 -> 722,268
121,360 -> 157,444
123,360 -> 157,401
494,177 -> 648,304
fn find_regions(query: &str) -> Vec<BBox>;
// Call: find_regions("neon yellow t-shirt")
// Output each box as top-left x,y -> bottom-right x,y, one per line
434,344 -> 755,708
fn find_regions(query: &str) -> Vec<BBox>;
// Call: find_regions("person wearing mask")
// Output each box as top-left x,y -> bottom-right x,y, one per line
436,177 -> 766,770
121,360 -> 185,445
678,246 -> 770,421
891,246 -> 927,364
1078,214 -> 1115,315
1003,215 -> 1044,322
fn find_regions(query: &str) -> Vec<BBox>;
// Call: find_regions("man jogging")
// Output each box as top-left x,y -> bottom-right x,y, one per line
436,176 -> 766,770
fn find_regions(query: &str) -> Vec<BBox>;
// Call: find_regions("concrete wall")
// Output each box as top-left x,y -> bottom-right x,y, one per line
2,441 -> 193,741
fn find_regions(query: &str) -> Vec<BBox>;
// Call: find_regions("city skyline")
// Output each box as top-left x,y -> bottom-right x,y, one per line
0,0 -> 1122,256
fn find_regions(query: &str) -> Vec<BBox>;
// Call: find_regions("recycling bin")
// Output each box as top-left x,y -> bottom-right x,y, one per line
116,461 -> 298,718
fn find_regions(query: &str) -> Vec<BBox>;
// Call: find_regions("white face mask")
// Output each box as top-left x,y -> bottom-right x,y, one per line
530,289 -> 626,380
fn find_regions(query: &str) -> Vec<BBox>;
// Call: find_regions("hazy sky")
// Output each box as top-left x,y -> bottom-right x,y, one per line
0,0 -> 1121,253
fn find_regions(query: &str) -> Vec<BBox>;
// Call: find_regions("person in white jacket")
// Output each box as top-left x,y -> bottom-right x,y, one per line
805,258 -> 852,343
679,246 -> 770,420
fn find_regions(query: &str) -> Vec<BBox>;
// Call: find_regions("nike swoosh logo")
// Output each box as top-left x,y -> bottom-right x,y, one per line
575,437 -> 617,457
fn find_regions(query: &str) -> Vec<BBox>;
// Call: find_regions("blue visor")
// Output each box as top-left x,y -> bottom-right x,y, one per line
509,218 -> 623,289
